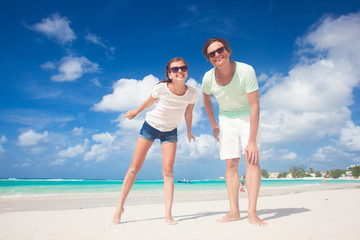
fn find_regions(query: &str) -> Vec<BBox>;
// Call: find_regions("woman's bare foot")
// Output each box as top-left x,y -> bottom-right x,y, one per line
248,214 -> 267,226
111,207 -> 125,224
216,212 -> 241,223
165,217 -> 178,225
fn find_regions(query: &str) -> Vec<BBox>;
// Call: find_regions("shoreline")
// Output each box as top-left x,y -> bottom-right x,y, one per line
1,182 -> 359,213
2,177 -> 359,180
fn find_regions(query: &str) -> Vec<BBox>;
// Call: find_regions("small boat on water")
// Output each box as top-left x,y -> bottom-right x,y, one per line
177,179 -> 191,183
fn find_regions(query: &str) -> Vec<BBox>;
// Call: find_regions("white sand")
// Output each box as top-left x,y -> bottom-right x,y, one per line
1,184 -> 359,240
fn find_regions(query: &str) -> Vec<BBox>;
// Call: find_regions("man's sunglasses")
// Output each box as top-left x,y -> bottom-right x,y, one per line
169,66 -> 188,73
208,46 -> 225,58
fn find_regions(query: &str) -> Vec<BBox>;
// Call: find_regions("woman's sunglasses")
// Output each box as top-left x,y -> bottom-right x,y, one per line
208,46 -> 225,58
169,66 -> 188,73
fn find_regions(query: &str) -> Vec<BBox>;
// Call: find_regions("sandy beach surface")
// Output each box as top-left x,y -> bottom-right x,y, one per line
1,183 -> 359,240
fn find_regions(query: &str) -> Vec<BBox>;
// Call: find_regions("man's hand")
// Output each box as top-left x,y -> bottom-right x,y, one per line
213,126 -> 220,142
244,142 -> 259,165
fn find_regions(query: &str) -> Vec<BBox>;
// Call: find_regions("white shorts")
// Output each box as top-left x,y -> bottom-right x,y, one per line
219,115 -> 261,160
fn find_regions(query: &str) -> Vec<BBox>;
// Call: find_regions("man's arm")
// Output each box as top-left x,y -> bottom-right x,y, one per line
203,93 -> 219,141
244,90 -> 260,164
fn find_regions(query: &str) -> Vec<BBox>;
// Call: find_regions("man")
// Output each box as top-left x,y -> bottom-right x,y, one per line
201,38 -> 266,226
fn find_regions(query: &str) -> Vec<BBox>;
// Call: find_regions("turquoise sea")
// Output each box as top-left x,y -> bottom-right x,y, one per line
0,178 -> 359,198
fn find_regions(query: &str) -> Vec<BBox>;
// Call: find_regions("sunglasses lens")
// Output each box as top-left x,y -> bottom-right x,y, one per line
208,52 -> 215,58
208,47 -> 225,58
170,66 -> 188,73
170,67 -> 179,73
180,66 -> 188,72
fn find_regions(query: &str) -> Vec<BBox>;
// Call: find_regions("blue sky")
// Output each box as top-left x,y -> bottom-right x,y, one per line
1,0 -> 360,180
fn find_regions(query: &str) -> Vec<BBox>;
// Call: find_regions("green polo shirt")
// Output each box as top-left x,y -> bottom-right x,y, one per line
202,62 -> 259,118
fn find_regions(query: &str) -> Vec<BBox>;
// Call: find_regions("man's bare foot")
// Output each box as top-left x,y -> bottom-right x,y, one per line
111,207 -> 125,224
165,217 -> 178,225
248,214 -> 267,226
216,212 -> 241,223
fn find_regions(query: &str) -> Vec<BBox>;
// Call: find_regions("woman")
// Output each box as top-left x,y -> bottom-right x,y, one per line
112,57 -> 198,225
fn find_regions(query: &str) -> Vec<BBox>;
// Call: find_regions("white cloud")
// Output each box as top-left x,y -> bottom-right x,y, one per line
83,132 -> 118,162
93,74 -> 159,112
312,144 -> 360,164
85,32 -> 115,52
0,135 -> 7,143
57,139 -> 89,158
0,135 -> 7,153
281,151 -> 297,160
91,77 -> 102,87
84,144 -> 110,162
260,12 -> 360,145
260,148 -> 297,162
92,132 -> 115,145
312,145 -> 340,162
50,56 -> 100,82
260,148 -> 274,162
40,61 -> 56,70
176,133 -> 219,163
72,127 -> 84,136
301,12 -> 360,64
50,158 -> 67,166
1,109 -> 75,130
116,116 -> 145,131
28,13 -> 76,44
18,129 -> 49,146
339,121 -> 360,151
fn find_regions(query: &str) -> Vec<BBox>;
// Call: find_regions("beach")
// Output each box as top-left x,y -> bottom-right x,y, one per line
1,182 -> 360,240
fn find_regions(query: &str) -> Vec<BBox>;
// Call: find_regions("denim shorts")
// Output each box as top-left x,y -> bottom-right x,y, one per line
139,121 -> 178,144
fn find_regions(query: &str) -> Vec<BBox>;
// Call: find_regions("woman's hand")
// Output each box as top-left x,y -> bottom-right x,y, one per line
124,110 -> 138,120
187,132 -> 195,142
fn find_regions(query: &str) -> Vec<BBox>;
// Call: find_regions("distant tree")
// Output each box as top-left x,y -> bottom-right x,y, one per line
350,166 -> 360,178
289,165 -> 307,178
329,169 -> 345,179
315,171 -> 322,177
261,169 -> 269,178
277,172 -> 288,178
309,168 -> 314,174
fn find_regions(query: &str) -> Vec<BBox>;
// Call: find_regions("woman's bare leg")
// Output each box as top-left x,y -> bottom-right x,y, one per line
112,137 -> 153,224
161,142 -> 178,225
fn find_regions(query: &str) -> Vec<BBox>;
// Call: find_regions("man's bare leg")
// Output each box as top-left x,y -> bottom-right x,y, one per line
245,161 -> 267,226
217,158 -> 241,223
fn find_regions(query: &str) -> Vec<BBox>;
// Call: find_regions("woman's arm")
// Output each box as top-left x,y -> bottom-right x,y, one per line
124,95 -> 157,119
184,103 -> 195,142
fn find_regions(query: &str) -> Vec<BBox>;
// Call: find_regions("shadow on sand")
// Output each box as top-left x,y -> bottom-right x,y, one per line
120,207 -> 310,224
